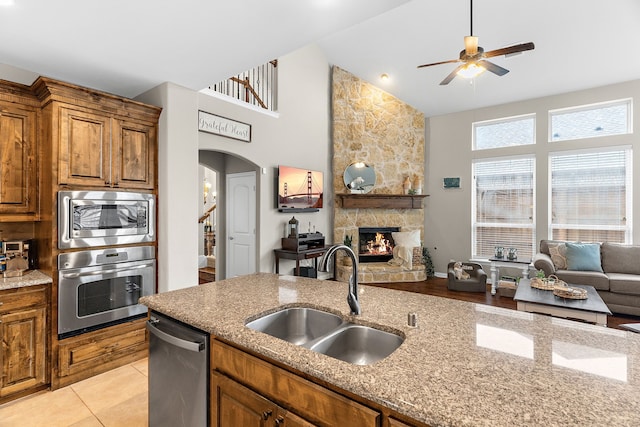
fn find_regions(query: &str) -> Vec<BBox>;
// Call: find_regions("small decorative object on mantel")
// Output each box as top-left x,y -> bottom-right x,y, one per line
403,177 -> 412,194
287,216 -> 299,239
413,176 -> 423,194
494,246 -> 504,258
507,247 -> 518,260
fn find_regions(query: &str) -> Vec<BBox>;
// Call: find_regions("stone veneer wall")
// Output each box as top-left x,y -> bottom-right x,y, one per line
332,66 -> 426,282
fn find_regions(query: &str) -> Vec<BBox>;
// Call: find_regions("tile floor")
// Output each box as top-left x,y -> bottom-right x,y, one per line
0,358 -> 148,427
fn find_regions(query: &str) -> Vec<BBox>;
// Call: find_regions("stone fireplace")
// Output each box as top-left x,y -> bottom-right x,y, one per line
331,66 -> 426,283
358,227 -> 399,263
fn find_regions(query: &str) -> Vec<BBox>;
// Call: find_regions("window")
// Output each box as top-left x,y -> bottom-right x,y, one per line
473,114 -> 535,150
550,99 -> 632,142
473,157 -> 536,259
550,148 -> 632,243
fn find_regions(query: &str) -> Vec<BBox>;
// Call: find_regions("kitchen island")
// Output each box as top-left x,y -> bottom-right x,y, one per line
140,273 -> 640,426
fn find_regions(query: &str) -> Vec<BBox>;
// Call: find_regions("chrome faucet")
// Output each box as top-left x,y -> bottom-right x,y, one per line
319,244 -> 361,315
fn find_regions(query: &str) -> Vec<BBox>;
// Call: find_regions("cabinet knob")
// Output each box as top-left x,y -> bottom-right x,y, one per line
275,415 -> 284,425
262,409 -> 273,420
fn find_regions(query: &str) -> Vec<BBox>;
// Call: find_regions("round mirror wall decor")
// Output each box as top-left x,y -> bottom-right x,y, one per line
343,162 -> 376,194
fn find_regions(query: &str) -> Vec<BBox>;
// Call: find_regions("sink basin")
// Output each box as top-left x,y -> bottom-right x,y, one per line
246,307 -> 404,365
309,324 -> 404,365
245,307 -> 344,345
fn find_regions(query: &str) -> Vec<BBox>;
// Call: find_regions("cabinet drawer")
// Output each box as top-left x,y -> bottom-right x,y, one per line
57,319 -> 147,380
212,340 -> 380,427
0,286 -> 47,313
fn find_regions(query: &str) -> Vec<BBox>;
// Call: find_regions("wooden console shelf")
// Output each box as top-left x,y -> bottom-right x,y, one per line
337,193 -> 428,209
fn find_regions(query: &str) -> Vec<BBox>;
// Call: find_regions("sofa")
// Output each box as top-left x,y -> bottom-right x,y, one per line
533,240 -> 640,316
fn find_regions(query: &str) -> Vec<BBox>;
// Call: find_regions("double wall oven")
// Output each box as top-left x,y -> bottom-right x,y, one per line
57,190 -> 156,339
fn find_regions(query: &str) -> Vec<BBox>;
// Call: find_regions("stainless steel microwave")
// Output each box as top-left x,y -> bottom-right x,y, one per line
58,190 -> 156,249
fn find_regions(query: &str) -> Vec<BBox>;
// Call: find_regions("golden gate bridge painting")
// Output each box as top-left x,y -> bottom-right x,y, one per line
278,166 -> 323,209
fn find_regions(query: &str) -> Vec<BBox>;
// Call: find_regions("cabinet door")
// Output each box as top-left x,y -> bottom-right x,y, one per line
112,119 -> 156,189
58,107 -> 111,187
0,102 -> 38,220
0,306 -> 47,397
212,372 -> 278,427
276,411 -> 317,427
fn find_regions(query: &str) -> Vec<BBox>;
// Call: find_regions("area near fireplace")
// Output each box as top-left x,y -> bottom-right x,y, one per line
331,66 -> 426,283
358,227 -> 399,263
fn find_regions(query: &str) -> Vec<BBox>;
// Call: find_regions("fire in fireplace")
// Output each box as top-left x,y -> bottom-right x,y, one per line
358,227 -> 400,263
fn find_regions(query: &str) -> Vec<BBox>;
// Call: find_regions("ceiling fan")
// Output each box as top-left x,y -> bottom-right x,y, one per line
417,0 -> 535,85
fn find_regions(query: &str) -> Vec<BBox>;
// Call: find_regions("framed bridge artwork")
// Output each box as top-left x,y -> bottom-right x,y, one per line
198,110 -> 252,142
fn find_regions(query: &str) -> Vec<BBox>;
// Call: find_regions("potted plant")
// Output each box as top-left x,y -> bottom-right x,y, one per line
342,235 -> 353,266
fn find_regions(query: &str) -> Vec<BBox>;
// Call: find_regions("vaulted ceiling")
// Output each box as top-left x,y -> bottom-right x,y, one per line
1,0 -> 638,117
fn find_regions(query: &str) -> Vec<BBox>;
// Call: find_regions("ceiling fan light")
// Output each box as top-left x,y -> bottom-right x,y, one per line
457,62 -> 485,79
464,36 -> 479,55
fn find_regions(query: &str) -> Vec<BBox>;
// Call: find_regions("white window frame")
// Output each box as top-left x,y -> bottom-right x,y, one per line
548,98 -> 633,142
472,155 -> 536,259
548,146 -> 633,243
472,113 -> 536,151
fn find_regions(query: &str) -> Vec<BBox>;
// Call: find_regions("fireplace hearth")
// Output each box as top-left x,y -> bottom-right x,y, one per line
358,227 -> 400,263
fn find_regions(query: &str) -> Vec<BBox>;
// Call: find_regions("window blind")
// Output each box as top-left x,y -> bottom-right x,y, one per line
473,157 -> 535,259
550,148 -> 631,243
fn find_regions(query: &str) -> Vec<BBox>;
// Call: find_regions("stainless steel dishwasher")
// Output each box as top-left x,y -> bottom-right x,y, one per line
147,311 -> 209,426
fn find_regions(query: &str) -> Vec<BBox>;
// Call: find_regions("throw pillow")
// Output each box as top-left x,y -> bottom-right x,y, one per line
392,230 -> 420,248
565,242 -> 603,272
547,242 -> 567,270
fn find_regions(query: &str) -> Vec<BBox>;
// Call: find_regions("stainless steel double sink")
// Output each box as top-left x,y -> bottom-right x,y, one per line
245,307 -> 404,365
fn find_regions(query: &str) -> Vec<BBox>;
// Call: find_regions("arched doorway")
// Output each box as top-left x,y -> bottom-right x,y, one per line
198,150 -> 259,281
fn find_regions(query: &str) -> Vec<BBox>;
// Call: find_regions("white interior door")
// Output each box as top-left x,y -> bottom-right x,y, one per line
226,171 -> 256,278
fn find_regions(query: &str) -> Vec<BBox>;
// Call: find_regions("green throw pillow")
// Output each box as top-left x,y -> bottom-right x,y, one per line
565,242 -> 603,272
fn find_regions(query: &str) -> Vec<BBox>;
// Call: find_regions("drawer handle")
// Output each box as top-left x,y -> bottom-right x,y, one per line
275,415 -> 284,425
262,410 -> 272,420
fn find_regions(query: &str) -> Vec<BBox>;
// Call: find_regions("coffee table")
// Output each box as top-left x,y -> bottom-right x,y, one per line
514,279 -> 612,326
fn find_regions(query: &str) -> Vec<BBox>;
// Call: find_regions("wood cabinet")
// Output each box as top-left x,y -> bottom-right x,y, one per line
57,106 -> 156,189
212,372 -> 316,427
33,76 -> 161,191
55,317 -> 147,388
0,285 -> 48,403
211,340 -> 380,427
0,98 -> 39,221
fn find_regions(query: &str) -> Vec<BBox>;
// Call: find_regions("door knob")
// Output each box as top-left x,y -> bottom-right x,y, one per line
229,236 -> 234,240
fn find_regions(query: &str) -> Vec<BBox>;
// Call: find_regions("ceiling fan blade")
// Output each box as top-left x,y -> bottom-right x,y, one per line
417,58 -> 460,69
483,42 -> 535,58
440,64 -> 466,85
477,60 -> 509,76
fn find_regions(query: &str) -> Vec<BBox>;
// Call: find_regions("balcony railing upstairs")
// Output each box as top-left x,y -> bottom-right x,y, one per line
208,60 -> 277,112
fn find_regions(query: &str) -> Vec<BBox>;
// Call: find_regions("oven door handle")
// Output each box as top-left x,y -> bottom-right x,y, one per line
146,320 -> 206,352
61,263 -> 154,279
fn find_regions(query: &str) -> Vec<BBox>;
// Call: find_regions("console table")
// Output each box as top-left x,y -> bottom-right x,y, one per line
274,246 -> 330,277
472,257 -> 532,295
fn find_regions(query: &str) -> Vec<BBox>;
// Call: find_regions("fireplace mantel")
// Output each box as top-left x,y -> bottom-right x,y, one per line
337,193 -> 428,209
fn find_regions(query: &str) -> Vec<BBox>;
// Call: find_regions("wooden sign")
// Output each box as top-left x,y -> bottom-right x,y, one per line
198,110 -> 251,142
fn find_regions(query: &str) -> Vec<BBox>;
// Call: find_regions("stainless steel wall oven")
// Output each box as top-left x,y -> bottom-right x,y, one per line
58,246 -> 155,339
58,190 -> 155,249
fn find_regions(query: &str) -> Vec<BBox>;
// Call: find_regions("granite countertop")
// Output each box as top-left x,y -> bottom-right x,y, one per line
140,273 -> 640,426
0,270 -> 53,291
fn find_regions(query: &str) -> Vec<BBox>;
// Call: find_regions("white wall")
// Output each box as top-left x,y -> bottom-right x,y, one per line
426,79 -> 640,275
136,83 -> 201,292
137,43 -> 332,291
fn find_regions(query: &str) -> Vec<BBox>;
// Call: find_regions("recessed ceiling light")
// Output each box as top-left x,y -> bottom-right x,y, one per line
380,73 -> 389,81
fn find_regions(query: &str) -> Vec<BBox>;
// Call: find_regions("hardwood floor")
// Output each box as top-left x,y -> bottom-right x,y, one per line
369,276 -> 640,330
